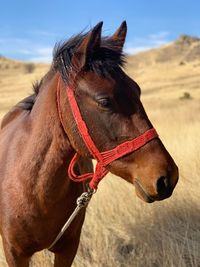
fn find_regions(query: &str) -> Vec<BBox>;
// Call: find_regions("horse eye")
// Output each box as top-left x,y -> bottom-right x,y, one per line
97,98 -> 113,109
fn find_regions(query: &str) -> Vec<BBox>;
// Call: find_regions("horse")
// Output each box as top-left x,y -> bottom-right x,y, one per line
0,21 -> 178,267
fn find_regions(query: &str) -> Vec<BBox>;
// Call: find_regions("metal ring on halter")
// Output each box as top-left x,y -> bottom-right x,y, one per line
86,183 -> 97,195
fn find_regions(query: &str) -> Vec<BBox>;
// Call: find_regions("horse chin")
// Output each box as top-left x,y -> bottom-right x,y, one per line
134,180 -> 155,203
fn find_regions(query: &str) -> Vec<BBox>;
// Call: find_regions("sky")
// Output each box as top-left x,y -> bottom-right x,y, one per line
1,0 -> 200,62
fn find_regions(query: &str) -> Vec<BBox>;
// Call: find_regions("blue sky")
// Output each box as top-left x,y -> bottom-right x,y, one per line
1,0 -> 200,62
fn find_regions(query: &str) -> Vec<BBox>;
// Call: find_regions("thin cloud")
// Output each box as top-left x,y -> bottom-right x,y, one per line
125,31 -> 170,55
0,37 -> 53,62
30,56 -> 52,63
29,47 -> 52,63
31,30 -> 58,37
1,31 -> 171,62
17,49 -> 33,55
18,47 -> 53,63
149,31 -> 170,40
125,46 -> 153,54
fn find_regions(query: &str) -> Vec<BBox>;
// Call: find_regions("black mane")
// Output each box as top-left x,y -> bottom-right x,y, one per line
53,31 -> 126,81
16,80 -> 43,110
21,29 -> 126,110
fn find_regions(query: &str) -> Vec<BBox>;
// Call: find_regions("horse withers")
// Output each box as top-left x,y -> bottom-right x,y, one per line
0,21 -> 178,267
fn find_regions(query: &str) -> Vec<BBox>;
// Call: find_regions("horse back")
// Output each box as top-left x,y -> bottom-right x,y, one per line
0,95 -> 34,129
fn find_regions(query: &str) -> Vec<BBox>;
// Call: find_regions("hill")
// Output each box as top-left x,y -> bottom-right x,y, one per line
125,34 -> 200,112
0,57 -> 49,118
127,34 -> 200,67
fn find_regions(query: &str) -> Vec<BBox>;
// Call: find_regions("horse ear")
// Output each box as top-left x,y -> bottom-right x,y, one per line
71,22 -> 103,71
109,21 -> 127,51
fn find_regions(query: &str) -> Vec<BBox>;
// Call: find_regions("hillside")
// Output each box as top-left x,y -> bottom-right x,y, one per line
0,35 -> 200,267
0,57 -> 49,118
127,34 -> 200,67
126,34 -> 200,109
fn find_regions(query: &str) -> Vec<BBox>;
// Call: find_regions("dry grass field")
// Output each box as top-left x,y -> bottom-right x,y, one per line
0,35 -> 200,266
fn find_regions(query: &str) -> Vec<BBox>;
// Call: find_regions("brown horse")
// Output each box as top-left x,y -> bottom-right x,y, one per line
0,21 -> 178,267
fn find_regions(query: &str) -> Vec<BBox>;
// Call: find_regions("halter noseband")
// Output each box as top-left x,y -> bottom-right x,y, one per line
57,79 -> 158,190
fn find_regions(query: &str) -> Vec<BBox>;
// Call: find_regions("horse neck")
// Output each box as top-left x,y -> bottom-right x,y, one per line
30,72 -> 72,155
26,72 -> 83,206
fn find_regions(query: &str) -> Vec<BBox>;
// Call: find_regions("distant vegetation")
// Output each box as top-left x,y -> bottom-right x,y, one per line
24,62 -> 35,73
180,92 -> 192,100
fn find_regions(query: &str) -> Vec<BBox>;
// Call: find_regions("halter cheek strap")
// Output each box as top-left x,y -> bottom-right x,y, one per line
57,79 -> 158,190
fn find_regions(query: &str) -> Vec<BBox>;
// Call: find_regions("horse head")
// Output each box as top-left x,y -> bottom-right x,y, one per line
55,21 -> 178,203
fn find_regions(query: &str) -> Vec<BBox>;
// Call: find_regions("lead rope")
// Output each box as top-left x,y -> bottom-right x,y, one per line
48,186 -> 96,249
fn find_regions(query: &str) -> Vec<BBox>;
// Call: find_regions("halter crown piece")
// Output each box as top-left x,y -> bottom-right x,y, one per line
57,78 -> 158,190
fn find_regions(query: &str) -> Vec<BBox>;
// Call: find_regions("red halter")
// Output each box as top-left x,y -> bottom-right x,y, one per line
57,79 -> 158,190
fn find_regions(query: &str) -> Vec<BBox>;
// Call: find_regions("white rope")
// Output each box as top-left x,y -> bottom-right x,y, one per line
48,188 -> 95,249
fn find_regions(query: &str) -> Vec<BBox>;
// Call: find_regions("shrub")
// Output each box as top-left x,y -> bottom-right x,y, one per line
179,61 -> 185,66
180,92 -> 192,100
24,63 -> 35,73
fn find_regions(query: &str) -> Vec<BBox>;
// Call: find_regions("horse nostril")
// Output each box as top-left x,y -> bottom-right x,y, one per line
156,176 -> 169,195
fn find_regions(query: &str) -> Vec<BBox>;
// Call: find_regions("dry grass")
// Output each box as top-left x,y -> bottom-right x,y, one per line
72,91 -> 200,267
0,48 -> 199,266
0,58 -> 49,118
